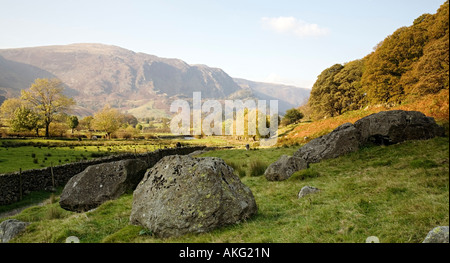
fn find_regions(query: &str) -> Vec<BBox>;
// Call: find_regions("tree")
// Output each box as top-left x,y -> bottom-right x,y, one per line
281,108 -> 304,126
305,1 -> 448,118
21,78 -> 75,137
308,64 -> 344,118
67,115 -> 79,134
122,114 -> 138,128
91,105 -> 124,139
361,2 -> 448,105
0,98 -> 24,121
10,106 -> 41,135
79,116 -> 94,131
332,59 -> 366,112
401,33 -> 449,97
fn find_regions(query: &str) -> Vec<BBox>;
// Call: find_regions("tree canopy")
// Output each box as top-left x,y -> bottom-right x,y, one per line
21,78 -> 75,137
282,108 -> 304,126
91,105 -> 124,139
309,60 -> 365,118
309,1 -> 449,118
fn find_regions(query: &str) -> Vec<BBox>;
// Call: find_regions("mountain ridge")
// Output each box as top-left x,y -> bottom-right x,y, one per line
0,43 -> 309,117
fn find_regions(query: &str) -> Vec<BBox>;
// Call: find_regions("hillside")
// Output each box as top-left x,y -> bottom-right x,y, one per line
0,44 -> 309,117
234,78 -> 310,113
308,1 -> 449,119
278,90 -> 449,146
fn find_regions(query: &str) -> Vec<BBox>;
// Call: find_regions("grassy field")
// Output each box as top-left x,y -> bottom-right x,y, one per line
2,136 -> 448,243
0,137 -> 237,174
0,139 -> 166,174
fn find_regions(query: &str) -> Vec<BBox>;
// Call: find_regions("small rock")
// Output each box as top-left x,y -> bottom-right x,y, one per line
65,236 -> 80,243
422,226 -> 449,243
0,219 -> 29,243
298,186 -> 320,198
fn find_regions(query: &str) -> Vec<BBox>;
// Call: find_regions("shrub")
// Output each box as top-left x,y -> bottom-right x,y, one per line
281,108 -> 304,126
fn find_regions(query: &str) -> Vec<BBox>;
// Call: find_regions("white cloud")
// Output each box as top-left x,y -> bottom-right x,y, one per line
261,16 -> 329,37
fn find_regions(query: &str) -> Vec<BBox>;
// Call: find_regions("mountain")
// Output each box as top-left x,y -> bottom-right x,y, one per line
0,43 -> 309,117
233,78 -> 310,113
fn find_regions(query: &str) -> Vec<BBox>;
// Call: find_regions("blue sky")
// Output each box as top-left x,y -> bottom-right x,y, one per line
0,0 -> 445,88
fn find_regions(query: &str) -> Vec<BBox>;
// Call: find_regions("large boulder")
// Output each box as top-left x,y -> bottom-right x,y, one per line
293,122 -> 361,164
60,159 -> 148,212
354,110 -> 445,145
130,155 -> 257,238
264,155 -> 307,181
0,219 -> 29,243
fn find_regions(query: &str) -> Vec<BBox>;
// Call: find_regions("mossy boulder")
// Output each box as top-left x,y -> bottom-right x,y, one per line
129,155 -> 257,238
60,159 -> 148,212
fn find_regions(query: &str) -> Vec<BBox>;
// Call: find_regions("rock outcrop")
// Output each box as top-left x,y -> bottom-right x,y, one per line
354,110 -> 445,145
130,155 -> 257,238
293,122 -> 361,164
60,159 -> 148,212
265,110 -> 445,181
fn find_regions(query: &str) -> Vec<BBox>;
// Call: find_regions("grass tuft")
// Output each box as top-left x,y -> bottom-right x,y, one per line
249,160 -> 268,177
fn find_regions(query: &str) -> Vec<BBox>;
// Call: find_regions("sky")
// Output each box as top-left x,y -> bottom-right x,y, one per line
0,0 -> 445,89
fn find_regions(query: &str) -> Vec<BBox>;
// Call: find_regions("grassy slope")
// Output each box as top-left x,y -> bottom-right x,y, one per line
2,136 -> 448,243
278,90 -> 449,146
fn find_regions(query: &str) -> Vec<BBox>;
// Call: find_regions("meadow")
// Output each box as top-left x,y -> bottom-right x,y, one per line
0,136 -> 236,174
1,136 -> 448,243
0,139 -> 162,174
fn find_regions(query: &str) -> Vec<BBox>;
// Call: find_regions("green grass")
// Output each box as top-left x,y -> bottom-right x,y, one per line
1,137 -> 448,243
0,138 -> 203,173
0,188 -> 62,215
